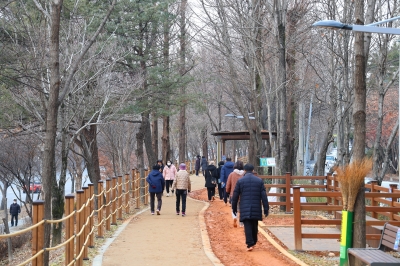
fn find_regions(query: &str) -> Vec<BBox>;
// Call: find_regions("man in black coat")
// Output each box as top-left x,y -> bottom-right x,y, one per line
10,199 -> 21,226
231,164 -> 269,251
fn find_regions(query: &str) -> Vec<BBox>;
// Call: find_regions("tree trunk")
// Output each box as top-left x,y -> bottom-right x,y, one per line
162,116 -> 171,162
201,126 -> 208,159
143,111 -> 156,167
136,124 -> 145,203
42,2 -> 64,263
152,115 -> 159,159
351,1 -> 367,264
178,0 -> 187,163
52,105 -> 68,246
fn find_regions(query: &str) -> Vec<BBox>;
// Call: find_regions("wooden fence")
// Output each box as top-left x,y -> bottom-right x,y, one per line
260,172 -> 400,250
0,168 -> 152,265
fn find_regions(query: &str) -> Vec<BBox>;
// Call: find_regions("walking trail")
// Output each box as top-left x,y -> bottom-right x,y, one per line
94,174 -> 297,266
96,175 -> 218,266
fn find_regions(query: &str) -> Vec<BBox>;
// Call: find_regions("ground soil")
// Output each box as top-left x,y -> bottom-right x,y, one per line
190,189 -> 299,266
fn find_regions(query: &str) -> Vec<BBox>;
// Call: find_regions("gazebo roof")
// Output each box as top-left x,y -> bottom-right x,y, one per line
211,130 -> 277,141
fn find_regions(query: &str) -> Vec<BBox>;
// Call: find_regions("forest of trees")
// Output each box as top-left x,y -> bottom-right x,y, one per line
1,0 -> 400,264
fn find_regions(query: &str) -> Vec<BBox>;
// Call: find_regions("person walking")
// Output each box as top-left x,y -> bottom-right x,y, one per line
157,159 -> 164,173
216,161 -> 225,200
220,157 -> 234,205
204,161 -> 218,202
9,199 -> 21,227
231,163 -> 269,251
163,160 -> 177,197
172,163 -> 191,217
226,160 -> 245,227
146,164 -> 165,215
195,155 -> 201,176
201,156 -> 208,176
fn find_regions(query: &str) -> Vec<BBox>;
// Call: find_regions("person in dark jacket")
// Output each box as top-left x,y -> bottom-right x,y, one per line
146,164 -> 165,215
231,164 -> 269,251
204,161 -> 218,201
217,161 -> 225,200
195,155 -> 201,176
10,199 -> 21,226
201,156 -> 208,176
157,159 -> 164,173
220,157 -> 234,204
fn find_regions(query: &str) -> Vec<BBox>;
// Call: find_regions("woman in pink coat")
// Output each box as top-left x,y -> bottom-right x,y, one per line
163,160 -> 177,196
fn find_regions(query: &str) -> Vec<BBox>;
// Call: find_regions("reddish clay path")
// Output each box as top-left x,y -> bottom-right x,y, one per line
190,180 -> 298,266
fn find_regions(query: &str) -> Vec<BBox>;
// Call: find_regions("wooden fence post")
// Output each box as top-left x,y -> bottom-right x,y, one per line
88,183 -> 94,248
106,178 -> 111,231
32,200 -> 44,266
144,170 -> 149,205
65,195 -> 74,266
135,169 -> 140,209
76,190 -> 84,266
112,177 -> 117,225
389,184 -> 398,220
293,186 -> 302,250
370,180 -> 378,219
285,172 -> 292,213
125,173 -> 130,214
327,173 -> 332,214
131,169 -> 136,199
82,186 -> 89,260
97,180 -> 104,238
118,176 -> 123,220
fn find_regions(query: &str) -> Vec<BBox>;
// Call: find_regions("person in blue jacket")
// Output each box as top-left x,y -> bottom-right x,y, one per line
220,157 -> 234,204
146,164 -> 165,215
231,164 -> 269,251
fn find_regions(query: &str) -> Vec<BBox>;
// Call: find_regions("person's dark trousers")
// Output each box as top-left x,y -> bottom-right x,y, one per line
206,187 -> 215,201
217,183 -> 223,199
165,180 -> 173,193
202,170 -> 206,176
150,192 -> 163,212
11,214 -> 18,226
223,187 -> 229,204
195,170 -> 199,176
175,189 -> 187,213
242,219 -> 258,248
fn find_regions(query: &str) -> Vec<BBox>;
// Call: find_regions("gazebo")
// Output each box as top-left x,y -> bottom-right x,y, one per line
211,130 -> 277,162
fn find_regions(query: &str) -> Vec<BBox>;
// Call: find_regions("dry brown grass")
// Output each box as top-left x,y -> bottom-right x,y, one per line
335,158 -> 372,211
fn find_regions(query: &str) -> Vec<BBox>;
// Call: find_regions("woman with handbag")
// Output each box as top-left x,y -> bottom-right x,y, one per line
204,161 -> 218,202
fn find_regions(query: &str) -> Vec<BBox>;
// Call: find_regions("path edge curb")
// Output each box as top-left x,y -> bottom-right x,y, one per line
258,220 -> 309,266
188,196 -> 224,266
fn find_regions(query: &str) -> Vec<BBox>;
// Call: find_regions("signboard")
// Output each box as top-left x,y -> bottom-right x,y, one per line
260,157 -> 275,167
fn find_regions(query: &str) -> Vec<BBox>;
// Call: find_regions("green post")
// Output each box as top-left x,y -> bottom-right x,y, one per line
339,210 -> 354,266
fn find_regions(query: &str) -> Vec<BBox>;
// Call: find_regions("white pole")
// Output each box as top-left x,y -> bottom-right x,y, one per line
304,93 -> 314,176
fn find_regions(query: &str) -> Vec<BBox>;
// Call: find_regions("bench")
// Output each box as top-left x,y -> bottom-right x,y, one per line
348,223 -> 400,266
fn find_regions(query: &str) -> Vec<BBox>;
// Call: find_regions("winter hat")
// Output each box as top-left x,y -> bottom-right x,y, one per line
179,163 -> 186,170
244,163 -> 254,172
153,164 -> 161,170
218,161 -> 225,166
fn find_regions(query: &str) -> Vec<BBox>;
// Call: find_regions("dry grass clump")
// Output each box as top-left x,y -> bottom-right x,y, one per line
335,158 -> 372,211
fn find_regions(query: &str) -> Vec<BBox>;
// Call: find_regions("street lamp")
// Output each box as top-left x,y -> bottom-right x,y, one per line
313,16 -> 400,186
224,113 -> 255,119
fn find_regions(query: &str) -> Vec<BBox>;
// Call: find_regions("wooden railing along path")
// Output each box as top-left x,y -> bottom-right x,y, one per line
260,173 -> 400,250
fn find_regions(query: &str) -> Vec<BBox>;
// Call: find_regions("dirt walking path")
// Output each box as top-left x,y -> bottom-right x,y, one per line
98,174 -> 297,266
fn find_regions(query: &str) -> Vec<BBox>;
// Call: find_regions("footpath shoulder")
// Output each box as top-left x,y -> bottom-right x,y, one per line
97,174 -> 217,266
